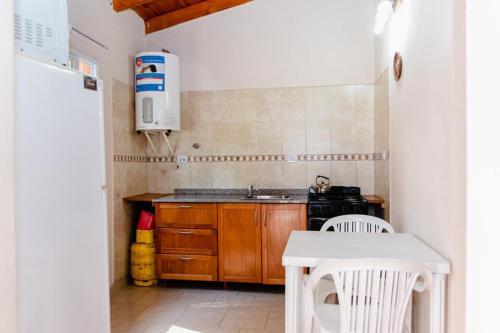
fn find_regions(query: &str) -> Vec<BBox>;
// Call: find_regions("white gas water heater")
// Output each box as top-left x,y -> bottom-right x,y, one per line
135,51 -> 180,156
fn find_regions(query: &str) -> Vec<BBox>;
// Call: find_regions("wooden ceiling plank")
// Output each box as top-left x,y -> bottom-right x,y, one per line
113,0 -> 158,12
145,0 -> 253,34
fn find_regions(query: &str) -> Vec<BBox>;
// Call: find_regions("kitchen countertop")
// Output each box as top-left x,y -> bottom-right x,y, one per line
127,191 -> 384,206
153,189 -> 309,204
363,195 -> 385,207
124,193 -> 171,203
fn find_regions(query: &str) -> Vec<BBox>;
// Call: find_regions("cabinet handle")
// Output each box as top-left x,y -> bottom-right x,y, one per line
177,205 -> 192,208
254,208 -> 257,225
179,257 -> 194,261
264,213 -> 266,227
177,230 -> 194,235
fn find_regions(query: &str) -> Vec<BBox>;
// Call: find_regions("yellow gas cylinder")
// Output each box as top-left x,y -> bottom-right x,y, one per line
131,229 -> 157,287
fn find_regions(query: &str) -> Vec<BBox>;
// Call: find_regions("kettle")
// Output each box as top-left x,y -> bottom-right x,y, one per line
312,175 -> 331,193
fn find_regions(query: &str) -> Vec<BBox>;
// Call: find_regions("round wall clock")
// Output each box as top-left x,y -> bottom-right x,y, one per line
393,52 -> 403,81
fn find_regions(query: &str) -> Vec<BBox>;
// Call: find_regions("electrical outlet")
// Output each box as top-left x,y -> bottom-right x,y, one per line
176,155 -> 188,164
286,154 -> 299,163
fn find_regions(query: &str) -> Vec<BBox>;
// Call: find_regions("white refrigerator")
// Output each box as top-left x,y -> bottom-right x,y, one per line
15,54 -> 111,333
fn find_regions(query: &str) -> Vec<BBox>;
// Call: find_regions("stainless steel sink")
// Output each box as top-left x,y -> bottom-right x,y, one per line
241,195 -> 292,200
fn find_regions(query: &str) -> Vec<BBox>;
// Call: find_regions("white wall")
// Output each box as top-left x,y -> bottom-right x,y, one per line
373,0 -> 391,80
146,0 -> 375,91
388,1 -> 466,332
466,1 -> 500,332
67,0 -> 145,284
0,0 -> 17,331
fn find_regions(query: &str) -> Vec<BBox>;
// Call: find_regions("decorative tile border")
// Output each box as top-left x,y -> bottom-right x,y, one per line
113,155 -> 150,163
113,153 -> 381,164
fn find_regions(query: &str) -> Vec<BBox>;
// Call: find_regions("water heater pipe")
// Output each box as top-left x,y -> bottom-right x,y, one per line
143,131 -> 159,156
161,131 -> 175,157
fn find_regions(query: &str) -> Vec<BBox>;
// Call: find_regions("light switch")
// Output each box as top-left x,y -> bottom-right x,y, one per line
176,155 -> 188,164
286,154 -> 299,163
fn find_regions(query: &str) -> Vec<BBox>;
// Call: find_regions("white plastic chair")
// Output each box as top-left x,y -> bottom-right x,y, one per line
320,214 -> 395,234
303,259 -> 433,333
313,215 -> 395,303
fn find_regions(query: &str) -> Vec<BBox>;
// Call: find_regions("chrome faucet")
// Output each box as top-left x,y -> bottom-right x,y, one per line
247,184 -> 258,198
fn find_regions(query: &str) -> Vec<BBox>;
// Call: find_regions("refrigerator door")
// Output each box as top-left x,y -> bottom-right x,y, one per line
15,54 -> 110,333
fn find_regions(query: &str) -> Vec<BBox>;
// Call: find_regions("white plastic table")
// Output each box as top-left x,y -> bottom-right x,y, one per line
282,231 -> 451,333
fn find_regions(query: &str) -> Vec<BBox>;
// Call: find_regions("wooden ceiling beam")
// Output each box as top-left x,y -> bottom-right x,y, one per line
113,0 -> 158,12
145,0 -> 253,34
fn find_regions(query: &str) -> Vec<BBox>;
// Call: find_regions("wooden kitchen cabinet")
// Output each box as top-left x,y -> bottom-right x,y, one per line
218,204 -> 262,283
261,204 -> 307,284
156,254 -> 218,281
156,203 -> 217,229
156,228 -> 217,256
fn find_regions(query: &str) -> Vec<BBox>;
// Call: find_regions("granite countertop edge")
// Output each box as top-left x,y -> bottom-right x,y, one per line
153,188 -> 309,204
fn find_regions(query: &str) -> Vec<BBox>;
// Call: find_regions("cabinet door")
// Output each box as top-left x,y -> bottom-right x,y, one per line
261,204 -> 307,285
218,204 -> 262,283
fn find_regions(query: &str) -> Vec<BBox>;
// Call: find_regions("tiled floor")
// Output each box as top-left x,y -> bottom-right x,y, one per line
111,282 -> 285,333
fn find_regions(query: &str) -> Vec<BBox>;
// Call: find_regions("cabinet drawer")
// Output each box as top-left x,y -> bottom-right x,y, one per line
156,203 -> 217,229
156,228 -> 217,255
156,254 -> 218,281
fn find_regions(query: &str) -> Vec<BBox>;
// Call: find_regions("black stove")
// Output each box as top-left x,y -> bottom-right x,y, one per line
307,186 -> 369,231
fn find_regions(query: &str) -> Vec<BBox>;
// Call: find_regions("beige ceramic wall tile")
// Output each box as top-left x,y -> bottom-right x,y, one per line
356,161 -> 374,194
331,120 -> 356,154
356,118 -> 374,153
190,163 -> 214,188
229,90 -> 260,123
331,161 -> 357,186
188,91 -> 218,125
234,162 -> 260,188
189,122 -> 213,156
306,121 -> 331,154
374,109 -> 390,152
355,85 -> 375,121
306,87 -> 331,121
149,163 -> 173,193
143,84 -> 376,193
284,162 -> 308,189
162,129 -> 191,156
257,89 -> 282,122
258,162 -> 284,188
212,123 -> 259,155
329,86 -> 356,121
257,122 -> 282,155
282,88 -> 307,122
112,80 -> 147,156
147,163 -> 162,193
168,164 -> 191,190
213,162 -> 236,188
306,161 -> 332,188
283,122 -> 306,154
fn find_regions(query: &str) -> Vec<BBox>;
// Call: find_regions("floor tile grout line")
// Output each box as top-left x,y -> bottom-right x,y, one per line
262,310 -> 271,331
215,307 -> 230,329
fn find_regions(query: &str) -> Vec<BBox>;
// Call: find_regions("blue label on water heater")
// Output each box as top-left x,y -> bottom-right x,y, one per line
135,55 -> 165,92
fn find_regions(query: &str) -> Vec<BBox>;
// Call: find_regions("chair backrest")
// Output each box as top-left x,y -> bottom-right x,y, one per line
303,259 -> 432,333
320,215 -> 395,234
